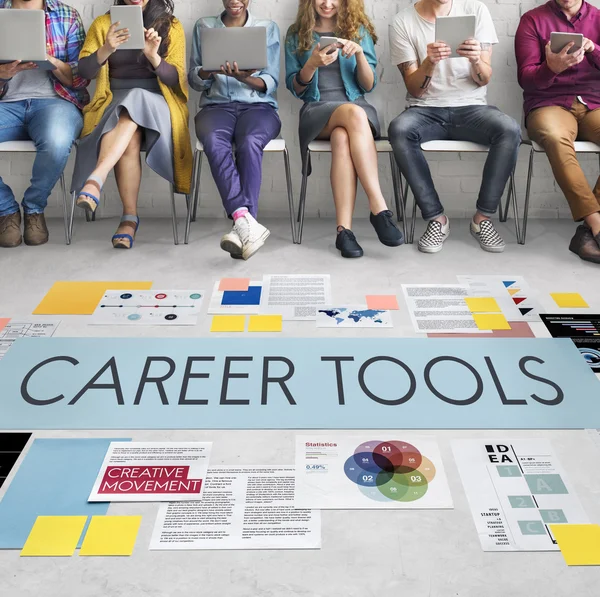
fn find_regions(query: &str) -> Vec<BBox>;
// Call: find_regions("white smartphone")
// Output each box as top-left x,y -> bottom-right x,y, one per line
319,36 -> 339,54
109,5 -> 145,51
550,32 -> 583,54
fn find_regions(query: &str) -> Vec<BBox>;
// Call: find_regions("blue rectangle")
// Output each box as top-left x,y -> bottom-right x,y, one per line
0,338 -> 598,430
221,286 -> 262,305
0,437 -> 129,548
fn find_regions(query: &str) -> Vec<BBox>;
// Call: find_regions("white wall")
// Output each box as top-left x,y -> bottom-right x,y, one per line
2,0 -> 599,220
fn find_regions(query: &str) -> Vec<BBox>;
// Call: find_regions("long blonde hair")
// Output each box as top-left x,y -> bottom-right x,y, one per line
288,0 -> 378,54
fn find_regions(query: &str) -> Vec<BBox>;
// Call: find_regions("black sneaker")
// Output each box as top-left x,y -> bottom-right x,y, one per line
369,210 -> 404,246
336,227 -> 363,258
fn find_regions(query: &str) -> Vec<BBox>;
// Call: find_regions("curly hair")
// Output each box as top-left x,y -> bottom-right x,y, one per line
287,0 -> 378,54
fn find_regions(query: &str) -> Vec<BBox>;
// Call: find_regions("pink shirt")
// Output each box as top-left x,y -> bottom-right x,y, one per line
515,0 -> 600,117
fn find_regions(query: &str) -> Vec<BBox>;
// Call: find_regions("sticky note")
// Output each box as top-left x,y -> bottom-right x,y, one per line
21,516 -> 87,557
0,318 -> 10,332
550,293 -> 589,308
464,297 -> 501,313
210,315 -> 246,332
33,281 -> 153,315
550,524 -> 600,565
248,315 -> 283,332
79,516 -> 142,556
218,278 -> 250,292
365,295 -> 399,310
473,313 -> 511,330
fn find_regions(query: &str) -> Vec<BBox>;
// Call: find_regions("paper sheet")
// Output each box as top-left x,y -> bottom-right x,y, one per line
464,297 -> 501,313
295,436 -> 453,509
473,313 -> 511,330
79,515 -> 142,556
89,442 -> 212,502
365,295 -> 399,310
316,306 -> 393,328
427,321 -> 534,338
0,320 -> 60,360
218,278 -> 250,291
150,466 -> 320,550
208,280 -> 263,314
0,433 -> 31,489
21,516 -> 88,557
550,524 -> 600,565
0,318 -> 9,332
33,281 -> 153,315
90,290 -> 204,326
259,274 -> 332,320
551,293 -> 589,309
452,439 -> 589,551
248,315 -> 282,332
210,315 -> 246,332
401,284 -> 482,334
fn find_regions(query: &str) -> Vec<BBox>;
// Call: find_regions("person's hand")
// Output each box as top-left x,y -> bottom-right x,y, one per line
545,41 -> 585,74
335,38 -> 363,59
426,42 -> 451,65
143,27 -> 162,61
307,43 -> 339,69
0,60 -> 37,80
103,21 -> 130,55
457,38 -> 482,64
583,37 -> 595,53
220,61 -> 257,80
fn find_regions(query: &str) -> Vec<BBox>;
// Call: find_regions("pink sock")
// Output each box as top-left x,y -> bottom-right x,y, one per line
232,207 -> 249,221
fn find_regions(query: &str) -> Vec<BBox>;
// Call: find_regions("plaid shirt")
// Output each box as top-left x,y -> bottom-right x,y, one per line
0,0 -> 89,108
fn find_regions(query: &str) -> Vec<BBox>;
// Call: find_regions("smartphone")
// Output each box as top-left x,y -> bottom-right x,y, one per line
109,5 -> 145,51
319,36 -> 340,54
550,32 -> 583,54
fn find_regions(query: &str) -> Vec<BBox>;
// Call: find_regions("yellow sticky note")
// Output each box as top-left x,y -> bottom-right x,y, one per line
550,524 -> 600,566
464,297 -> 502,313
79,516 -> 142,557
473,313 -> 511,330
21,516 -> 87,557
248,315 -> 283,332
33,281 -> 153,315
210,315 -> 246,332
550,293 -> 589,308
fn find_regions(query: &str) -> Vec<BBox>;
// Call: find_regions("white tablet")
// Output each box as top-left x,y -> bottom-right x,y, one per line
434,15 -> 477,58
110,5 -> 145,51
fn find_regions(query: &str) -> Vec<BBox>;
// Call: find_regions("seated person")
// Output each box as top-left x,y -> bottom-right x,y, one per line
388,0 -> 521,254
516,0 -> 600,264
0,0 -> 88,248
189,0 -> 280,260
72,0 -> 192,249
285,0 -> 404,259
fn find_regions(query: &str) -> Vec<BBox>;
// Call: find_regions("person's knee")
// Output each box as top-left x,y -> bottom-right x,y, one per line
341,104 -> 369,130
494,114 -> 521,145
235,134 -> 264,155
197,125 -> 231,154
532,124 -> 571,148
330,127 -> 350,153
388,113 -> 420,146
36,129 -> 75,161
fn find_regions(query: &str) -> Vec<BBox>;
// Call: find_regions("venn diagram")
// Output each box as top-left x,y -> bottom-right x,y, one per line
343,440 -> 436,502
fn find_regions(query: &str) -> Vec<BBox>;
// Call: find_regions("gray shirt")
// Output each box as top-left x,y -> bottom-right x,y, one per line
0,68 -> 58,103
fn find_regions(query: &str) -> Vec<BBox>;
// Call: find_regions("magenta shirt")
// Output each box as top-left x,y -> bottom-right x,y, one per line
515,0 -> 600,117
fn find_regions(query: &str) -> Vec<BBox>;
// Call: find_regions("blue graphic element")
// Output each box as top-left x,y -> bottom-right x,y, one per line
221,286 -> 262,306
127,314 -> 142,321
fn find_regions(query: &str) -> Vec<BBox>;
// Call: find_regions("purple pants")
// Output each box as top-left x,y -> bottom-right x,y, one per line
195,103 -> 281,218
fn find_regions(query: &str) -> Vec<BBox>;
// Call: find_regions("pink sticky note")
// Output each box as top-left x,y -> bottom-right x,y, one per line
218,278 -> 250,292
0,318 -> 10,333
366,295 -> 399,310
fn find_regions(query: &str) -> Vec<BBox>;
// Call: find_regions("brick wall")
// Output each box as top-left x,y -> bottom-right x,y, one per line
3,0 -> 599,220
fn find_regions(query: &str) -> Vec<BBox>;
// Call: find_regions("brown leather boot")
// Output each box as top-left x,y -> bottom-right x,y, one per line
0,211 -> 22,248
569,224 -> 600,264
24,213 -> 49,246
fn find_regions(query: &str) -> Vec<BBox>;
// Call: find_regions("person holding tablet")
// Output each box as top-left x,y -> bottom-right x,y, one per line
73,0 -> 192,249
285,0 -> 404,259
189,0 -> 280,260
0,0 -> 88,248
388,0 -> 521,254
516,0 -> 600,264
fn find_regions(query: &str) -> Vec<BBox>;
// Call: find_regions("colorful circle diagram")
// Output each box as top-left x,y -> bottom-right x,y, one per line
343,440 -> 436,502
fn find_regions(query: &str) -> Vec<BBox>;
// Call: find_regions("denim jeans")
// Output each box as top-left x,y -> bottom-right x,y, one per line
0,98 -> 83,217
388,105 -> 521,220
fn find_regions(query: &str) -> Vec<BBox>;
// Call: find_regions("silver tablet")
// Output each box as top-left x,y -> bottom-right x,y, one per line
110,5 -> 145,51
434,15 -> 477,58
201,27 -> 267,72
550,32 -> 583,54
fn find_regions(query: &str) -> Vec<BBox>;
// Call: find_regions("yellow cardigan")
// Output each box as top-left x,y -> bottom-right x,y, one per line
80,15 -> 192,195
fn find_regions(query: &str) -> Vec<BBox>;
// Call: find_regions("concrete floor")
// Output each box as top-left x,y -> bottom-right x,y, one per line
1,217 -> 600,596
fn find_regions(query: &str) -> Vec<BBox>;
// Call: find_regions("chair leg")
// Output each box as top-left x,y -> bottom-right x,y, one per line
389,155 -> 407,242
296,154 -> 309,244
170,184 -> 179,245
499,185 -> 509,223
509,171 -> 522,244
59,173 -> 70,245
283,147 -> 296,244
192,152 -> 202,223
522,147 -> 534,245
184,193 -> 192,245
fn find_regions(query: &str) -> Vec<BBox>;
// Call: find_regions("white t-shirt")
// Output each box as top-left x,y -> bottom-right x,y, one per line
389,0 -> 498,108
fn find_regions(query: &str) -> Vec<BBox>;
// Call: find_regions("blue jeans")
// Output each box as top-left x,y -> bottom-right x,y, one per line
0,99 -> 83,217
388,105 -> 521,220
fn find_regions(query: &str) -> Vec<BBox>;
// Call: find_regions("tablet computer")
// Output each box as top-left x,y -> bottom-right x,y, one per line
110,5 -> 145,51
550,32 -> 583,54
201,27 -> 267,72
434,15 -> 477,58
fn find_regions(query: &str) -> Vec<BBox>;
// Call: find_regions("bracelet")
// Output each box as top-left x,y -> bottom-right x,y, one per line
0,76 -> 12,82
295,71 -> 314,87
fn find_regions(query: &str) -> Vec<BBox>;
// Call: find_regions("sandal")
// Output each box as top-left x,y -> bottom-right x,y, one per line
76,174 -> 104,214
112,215 -> 140,249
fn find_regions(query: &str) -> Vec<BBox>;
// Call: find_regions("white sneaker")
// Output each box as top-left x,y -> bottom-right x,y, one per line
470,219 -> 506,253
234,213 -> 270,260
418,217 -> 450,253
220,227 -> 243,257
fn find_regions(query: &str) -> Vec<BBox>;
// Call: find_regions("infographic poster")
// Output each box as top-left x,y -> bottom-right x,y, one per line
295,436 -> 453,509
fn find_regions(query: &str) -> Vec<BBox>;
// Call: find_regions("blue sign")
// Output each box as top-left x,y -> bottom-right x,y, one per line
0,338 -> 598,429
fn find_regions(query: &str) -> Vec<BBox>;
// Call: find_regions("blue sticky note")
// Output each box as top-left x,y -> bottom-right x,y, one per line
221,286 -> 262,306
0,437 -> 129,549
